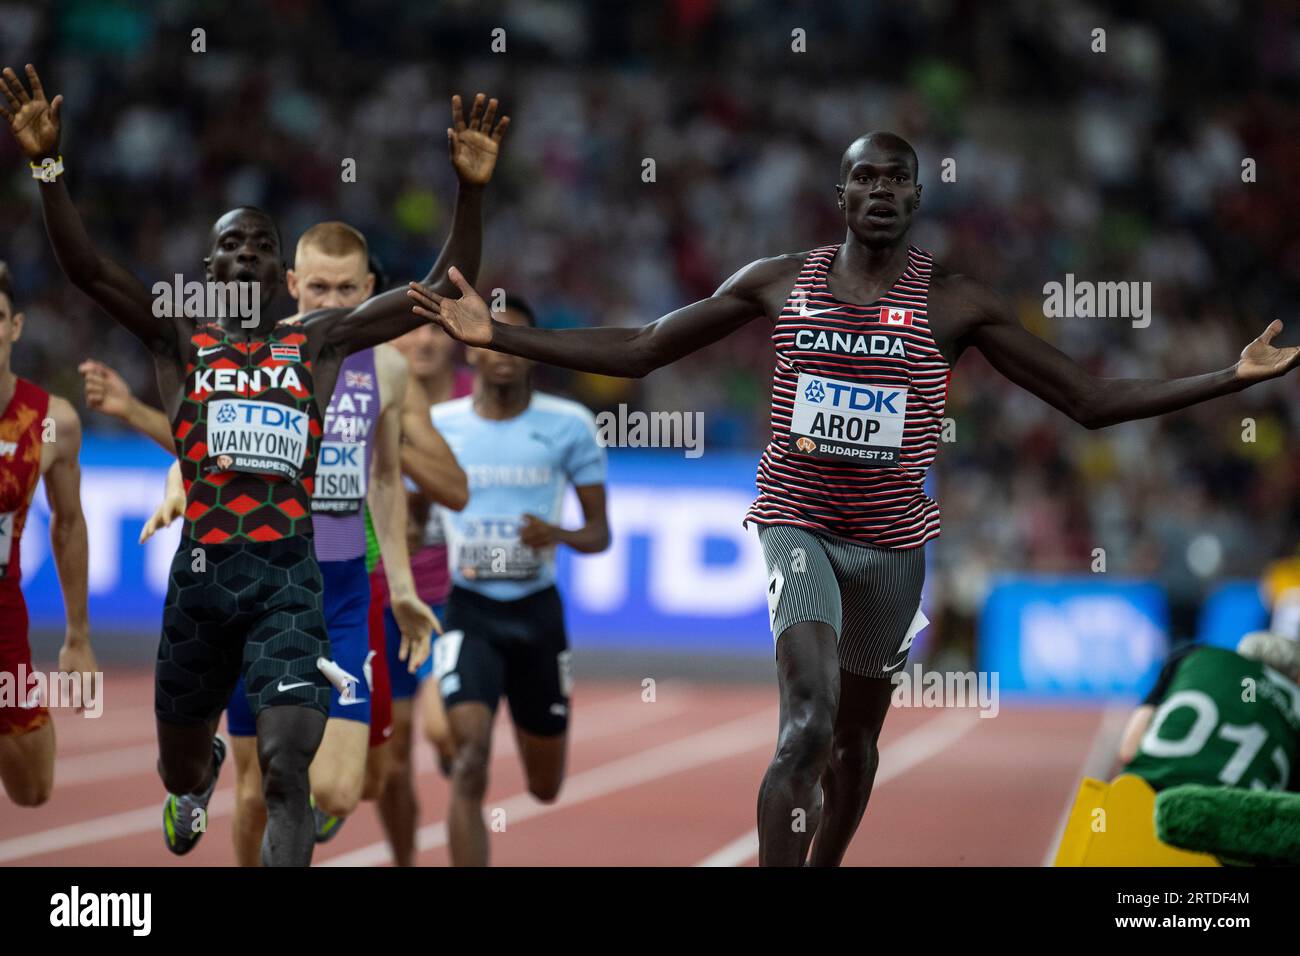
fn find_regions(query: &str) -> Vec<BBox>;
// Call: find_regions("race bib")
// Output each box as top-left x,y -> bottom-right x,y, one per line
455,516 -> 542,581
0,511 -> 12,576
788,372 -> 907,465
312,439 -> 367,513
204,398 -> 309,479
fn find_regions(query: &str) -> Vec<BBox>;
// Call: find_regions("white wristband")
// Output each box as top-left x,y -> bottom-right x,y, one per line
30,155 -> 64,183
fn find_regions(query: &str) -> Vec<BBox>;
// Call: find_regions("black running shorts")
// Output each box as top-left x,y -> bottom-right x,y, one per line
155,536 -> 332,725
436,585 -> 571,737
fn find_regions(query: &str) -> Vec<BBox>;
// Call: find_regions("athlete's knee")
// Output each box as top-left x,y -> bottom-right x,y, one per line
450,740 -> 490,800
259,738 -> 315,803
830,732 -> 880,778
774,694 -> 836,777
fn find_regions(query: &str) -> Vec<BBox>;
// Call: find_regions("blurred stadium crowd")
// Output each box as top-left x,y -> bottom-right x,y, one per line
1,0 -> 1297,657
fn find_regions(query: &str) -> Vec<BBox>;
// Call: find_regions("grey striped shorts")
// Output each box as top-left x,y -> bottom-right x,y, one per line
757,523 -> 927,678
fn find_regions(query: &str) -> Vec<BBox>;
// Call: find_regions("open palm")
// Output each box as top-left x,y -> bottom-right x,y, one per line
407,268 -> 494,346
448,93 -> 509,186
0,64 -> 61,158
1238,320 -> 1300,382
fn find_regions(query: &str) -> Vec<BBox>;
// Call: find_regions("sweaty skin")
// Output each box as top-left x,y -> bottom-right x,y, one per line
408,132 -> 1300,868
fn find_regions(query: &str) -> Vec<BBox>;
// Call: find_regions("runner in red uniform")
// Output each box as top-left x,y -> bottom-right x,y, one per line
0,261 -> 95,807
409,131 -> 1300,866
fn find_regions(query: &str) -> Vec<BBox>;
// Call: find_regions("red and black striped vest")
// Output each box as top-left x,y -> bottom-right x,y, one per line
744,244 -> 950,548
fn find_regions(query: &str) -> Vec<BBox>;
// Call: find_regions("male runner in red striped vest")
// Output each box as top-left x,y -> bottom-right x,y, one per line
409,131 -> 1300,866
0,261 -> 95,808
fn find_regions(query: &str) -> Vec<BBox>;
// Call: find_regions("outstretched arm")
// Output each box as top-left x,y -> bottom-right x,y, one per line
406,254 -> 796,379
957,276 -> 1299,429
1,65 -> 172,352
311,94 -> 508,354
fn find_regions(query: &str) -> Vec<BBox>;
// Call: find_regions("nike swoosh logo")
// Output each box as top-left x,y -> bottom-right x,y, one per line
338,697 -> 368,705
197,346 -> 223,356
798,303 -> 839,318
277,679 -> 314,692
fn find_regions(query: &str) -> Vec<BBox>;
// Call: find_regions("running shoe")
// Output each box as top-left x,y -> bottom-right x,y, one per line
312,794 -> 345,843
162,734 -> 227,856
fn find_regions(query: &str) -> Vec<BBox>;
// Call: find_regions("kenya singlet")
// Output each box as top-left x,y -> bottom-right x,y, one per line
172,322 -> 324,543
157,322 -> 333,727
744,244 -> 949,548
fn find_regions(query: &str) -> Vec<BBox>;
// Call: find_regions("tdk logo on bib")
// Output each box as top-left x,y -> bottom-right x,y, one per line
205,398 -> 309,479
789,373 -> 907,465
802,379 -> 900,414
313,440 -> 366,513
321,443 -> 361,467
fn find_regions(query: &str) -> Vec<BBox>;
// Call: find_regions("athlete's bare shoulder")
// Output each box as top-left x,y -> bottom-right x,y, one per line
927,265 -> 1013,361
41,393 -> 82,472
717,250 -> 815,321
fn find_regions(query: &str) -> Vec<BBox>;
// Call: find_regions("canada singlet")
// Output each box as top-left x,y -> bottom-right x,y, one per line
744,244 -> 949,548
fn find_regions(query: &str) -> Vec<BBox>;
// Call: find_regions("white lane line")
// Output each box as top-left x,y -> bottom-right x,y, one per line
0,792 -> 235,865
0,690 -> 686,863
694,708 -> 979,867
1039,704 -> 1130,867
321,705 -> 779,867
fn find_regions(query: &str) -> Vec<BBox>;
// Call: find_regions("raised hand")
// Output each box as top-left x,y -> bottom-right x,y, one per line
407,268 -> 494,346
1236,321 -> 1300,383
448,92 -> 509,186
0,64 -> 62,159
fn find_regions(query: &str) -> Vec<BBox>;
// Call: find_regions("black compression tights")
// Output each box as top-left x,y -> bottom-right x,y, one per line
256,705 -> 327,867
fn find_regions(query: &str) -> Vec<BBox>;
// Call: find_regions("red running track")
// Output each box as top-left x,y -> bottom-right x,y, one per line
0,668 -> 1112,866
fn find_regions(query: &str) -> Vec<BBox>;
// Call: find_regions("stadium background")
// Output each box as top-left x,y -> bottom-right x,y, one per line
1,1 -> 1297,865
